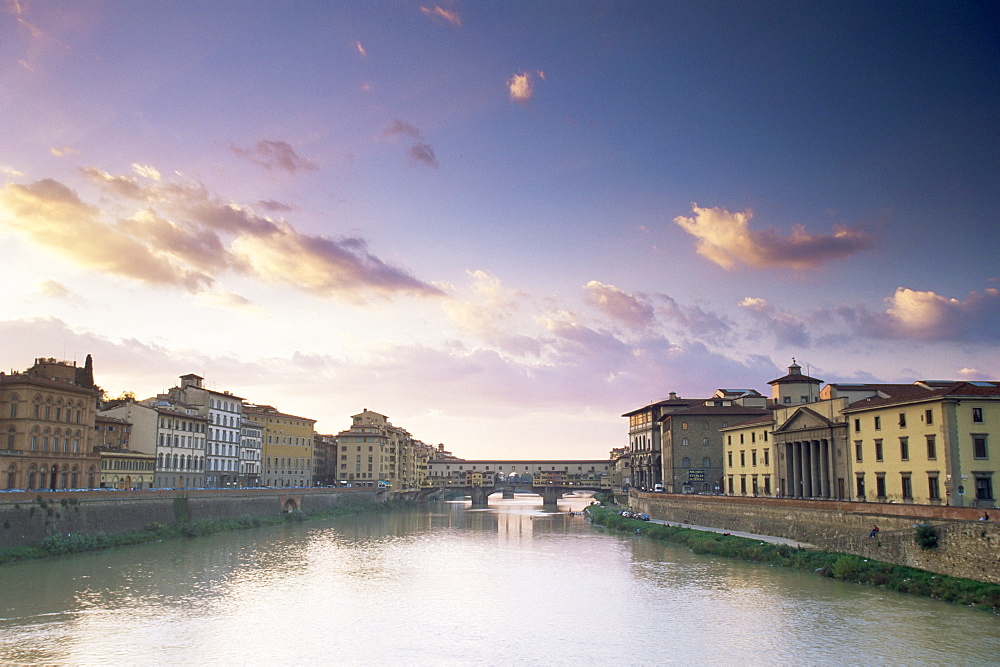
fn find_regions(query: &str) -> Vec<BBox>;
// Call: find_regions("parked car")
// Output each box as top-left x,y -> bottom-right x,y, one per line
635,513 -> 650,521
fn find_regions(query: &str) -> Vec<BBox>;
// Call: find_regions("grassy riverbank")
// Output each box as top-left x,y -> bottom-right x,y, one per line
0,499 -> 417,566
586,504 -> 1000,614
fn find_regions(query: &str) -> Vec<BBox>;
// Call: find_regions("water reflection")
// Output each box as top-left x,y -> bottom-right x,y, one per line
0,494 -> 996,665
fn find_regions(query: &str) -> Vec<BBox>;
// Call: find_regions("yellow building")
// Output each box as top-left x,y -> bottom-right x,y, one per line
843,381 -> 999,507
98,449 -> 156,490
245,404 -> 316,488
721,414 -> 776,497
335,409 -> 405,488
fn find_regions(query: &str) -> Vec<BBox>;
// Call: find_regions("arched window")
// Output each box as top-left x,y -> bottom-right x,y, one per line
8,395 -> 18,419
703,457 -> 711,467
682,457 -> 691,468
27,465 -> 37,489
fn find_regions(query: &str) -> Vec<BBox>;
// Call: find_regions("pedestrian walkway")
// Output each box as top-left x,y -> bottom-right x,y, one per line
646,517 -> 815,549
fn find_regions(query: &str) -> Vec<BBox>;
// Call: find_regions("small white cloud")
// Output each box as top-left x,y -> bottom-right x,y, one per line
132,164 -> 161,181
420,5 -> 461,26
507,72 -> 532,103
355,41 -> 367,57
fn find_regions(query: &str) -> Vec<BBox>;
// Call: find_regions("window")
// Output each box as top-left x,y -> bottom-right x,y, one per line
727,452 -> 732,467
682,457 -> 690,468
702,457 -> 711,467
740,477 -> 747,494
901,475 -> 912,500
751,450 -> 757,466
928,475 -> 940,500
726,435 -> 731,445
926,435 -> 937,460
874,416 -> 881,430
973,435 -> 988,459
925,409 -> 933,425
854,419 -> 861,432
856,475 -> 865,498
875,439 -> 883,462
898,412 -> 906,427
855,441 -> 863,462
682,438 -> 689,446
974,475 -> 993,501
739,451 -> 746,467
899,437 -> 909,461
972,407 -> 984,423
763,449 -> 769,466
876,474 -> 886,498
783,396 -> 791,404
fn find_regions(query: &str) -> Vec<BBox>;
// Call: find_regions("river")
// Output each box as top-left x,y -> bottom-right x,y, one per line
0,494 -> 997,665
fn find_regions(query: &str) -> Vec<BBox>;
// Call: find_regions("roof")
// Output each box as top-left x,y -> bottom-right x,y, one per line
720,414 -> 776,430
768,372 -> 823,385
843,381 -> 1000,411
621,397 -> 706,417
659,405 -> 770,420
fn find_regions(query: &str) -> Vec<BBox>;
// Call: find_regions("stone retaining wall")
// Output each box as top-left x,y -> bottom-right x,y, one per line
630,492 -> 1000,584
0,488 -> 377,548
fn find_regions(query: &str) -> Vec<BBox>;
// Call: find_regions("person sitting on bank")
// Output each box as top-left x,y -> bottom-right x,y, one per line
869,525 -> 880,538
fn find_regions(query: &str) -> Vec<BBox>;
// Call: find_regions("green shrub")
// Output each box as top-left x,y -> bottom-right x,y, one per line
915,524 -> 939,549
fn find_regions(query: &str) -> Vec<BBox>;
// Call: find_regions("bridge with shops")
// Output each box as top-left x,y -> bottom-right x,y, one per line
417,459 -> 612,506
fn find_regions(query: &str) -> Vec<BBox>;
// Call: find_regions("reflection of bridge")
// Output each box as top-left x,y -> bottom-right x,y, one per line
420,459 -> 612,507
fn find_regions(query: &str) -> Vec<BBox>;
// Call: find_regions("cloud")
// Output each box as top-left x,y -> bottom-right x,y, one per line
836,287 -> 1000,343
383,120 -> 439,168
654,295 -> 733,340
1,170 -> 441,300
355,41 -> 367,57
383,120 -> 421,138
231,223 -> 444,299
420,5 -> 461,26
0,178 -> 212,290
674,204 -> 873,270
408,143 -> 439,168
739,297 -> 811,347
229,140 -> 318,174
132,164 -> 161,181
443,270 -> 542,356
583,281 -> 655,329
1,165 -> 25,177
49,146 -> 79,157
37,279 -> 73,300
508,72 -> 532,103
257,199 -> 296,213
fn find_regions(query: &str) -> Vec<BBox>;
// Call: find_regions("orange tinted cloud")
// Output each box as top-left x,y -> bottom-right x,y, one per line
674,204 -> 872,270
420,5 -> 461,26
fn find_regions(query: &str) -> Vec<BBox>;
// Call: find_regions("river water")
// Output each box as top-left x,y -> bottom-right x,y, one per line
0,495 -> 997,665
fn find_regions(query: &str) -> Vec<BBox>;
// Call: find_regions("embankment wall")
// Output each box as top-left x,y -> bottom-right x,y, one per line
630,492 -> 1000,584
0,488 -> 378,548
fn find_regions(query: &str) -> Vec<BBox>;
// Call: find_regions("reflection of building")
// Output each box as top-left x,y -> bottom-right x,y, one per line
0,356 -> 102,490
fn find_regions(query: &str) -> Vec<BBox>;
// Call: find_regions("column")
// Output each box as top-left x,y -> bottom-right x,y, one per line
791,442 -> 802,498
810,440 -> 821,498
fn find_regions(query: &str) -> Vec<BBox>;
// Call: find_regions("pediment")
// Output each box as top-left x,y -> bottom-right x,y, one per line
773,406 -> 835,433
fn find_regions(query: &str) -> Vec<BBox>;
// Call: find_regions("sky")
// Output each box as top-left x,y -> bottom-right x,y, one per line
1,1 -> 998,460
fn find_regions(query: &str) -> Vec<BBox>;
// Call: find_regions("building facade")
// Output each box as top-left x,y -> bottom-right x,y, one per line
0,356 -> 102,490
246,404 -> 315,488
843,381 -> 999,507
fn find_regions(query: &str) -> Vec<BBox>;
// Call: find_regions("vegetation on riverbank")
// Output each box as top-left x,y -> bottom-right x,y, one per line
586,505 -> 1000,614
0,499 -> 417,566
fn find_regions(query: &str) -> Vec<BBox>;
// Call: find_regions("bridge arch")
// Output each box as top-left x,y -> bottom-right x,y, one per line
280,495 -> 302,512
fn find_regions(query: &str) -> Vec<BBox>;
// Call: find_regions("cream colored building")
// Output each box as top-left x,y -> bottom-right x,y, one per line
721,415 -> 776,497
335,409 -> 406,488
246,404 -> 316,488
843,381 -> 999,507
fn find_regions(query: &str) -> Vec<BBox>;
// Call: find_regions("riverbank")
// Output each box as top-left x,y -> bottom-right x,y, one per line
586,504 -> 1000,614
0,499 -> 417,566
